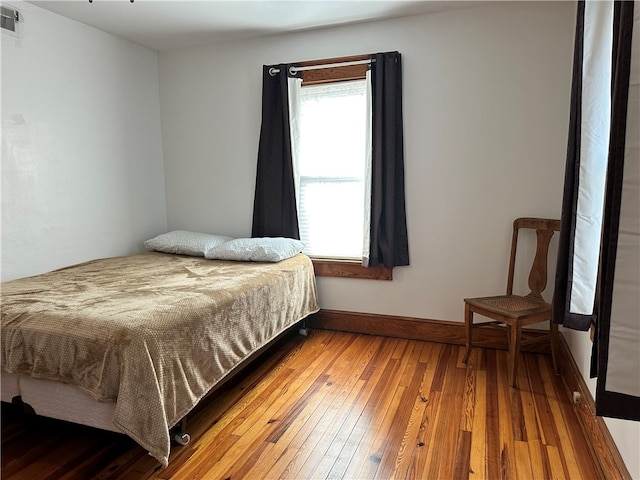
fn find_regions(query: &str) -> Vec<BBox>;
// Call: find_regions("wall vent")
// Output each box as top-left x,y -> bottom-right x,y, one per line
1,6 -> 19,33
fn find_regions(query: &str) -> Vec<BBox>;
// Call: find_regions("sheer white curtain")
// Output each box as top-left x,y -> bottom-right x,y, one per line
570,0 -> 614,315
362,69 -> 373,267
287,76 -> 303,211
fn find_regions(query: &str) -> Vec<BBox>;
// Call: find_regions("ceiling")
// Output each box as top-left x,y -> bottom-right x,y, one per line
27,1 -> 486,51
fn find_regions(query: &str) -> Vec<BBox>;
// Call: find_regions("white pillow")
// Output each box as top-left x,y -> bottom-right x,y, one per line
144,230 -> 233,257
204,237 -> 304,262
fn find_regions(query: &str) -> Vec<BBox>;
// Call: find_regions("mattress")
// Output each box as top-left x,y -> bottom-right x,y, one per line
1,252 -> 319,466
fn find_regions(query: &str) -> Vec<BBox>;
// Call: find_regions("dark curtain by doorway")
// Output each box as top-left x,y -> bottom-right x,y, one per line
554,0 -> 638,422
595,0 -> 637,421
251,64 -> 300,239
368,51 -> 410,268
553,0 -> 591,332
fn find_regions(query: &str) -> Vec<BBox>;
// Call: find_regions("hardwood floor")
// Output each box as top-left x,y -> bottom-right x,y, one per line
1,329 -> 602,479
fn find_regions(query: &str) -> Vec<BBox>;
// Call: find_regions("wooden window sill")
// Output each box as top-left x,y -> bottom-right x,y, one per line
311,258 -> 392,280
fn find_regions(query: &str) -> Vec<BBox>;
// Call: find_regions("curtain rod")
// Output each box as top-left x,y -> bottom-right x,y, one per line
269,58 -> 374,77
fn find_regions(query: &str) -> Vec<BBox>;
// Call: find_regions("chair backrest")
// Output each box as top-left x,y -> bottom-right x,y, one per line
506,217 -> 561,300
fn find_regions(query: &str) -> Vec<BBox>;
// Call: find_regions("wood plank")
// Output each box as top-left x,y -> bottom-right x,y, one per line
496,350 -> 517,479
528,439 -> 552,480
484,349 -> 503,480
413,390 -> 443,480
374,344 -> 430,479
460,346 -> 478,433
421,346 -> 466,479
546,444 -> 568,480
403,344 -> 441,479
452,430 -> 473,480
517,354 -> 540,444
468,350 -> 487,480
526,354 -> 560,448
435,366 -> 467,479
514,440 -> 534,480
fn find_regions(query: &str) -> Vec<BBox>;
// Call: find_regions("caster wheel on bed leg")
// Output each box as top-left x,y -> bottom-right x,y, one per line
174,432 -> 191,445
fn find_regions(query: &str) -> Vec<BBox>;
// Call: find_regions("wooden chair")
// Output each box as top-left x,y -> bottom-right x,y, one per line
462,217 -> 560,388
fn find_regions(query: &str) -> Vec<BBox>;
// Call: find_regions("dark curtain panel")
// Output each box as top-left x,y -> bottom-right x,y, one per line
595,0 -> 638,421
251,65 -> 300,239
555,0 -> 638,422
369,51 -> 410,268
552,1 -> 592,332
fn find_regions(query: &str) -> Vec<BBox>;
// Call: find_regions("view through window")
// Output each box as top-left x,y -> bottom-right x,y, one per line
296,79 -> 369,259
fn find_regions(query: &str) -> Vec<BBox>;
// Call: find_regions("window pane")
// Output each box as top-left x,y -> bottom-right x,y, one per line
299,179 -> 364,258
299,82 -> 367,178
297,80 -> 368,259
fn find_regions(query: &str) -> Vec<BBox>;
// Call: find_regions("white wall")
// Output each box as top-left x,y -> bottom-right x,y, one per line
158,2 -> 639,476
0,1 -> 167,281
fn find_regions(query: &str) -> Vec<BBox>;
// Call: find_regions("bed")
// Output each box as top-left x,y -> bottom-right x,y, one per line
1,250 -> 319,467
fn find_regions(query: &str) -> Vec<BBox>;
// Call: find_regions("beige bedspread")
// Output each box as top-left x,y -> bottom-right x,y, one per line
1,252 -> 319,466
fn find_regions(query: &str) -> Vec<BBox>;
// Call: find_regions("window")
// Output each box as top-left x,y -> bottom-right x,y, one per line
295,79 -> 369,260
252,52 -> 408,279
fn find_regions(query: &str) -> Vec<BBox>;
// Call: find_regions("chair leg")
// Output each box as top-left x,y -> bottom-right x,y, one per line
463,303 -> 473,364
509,323 -> 521,388
550,321 -> 560,375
